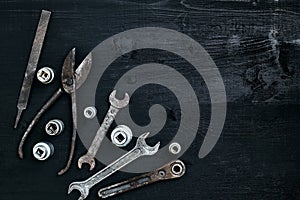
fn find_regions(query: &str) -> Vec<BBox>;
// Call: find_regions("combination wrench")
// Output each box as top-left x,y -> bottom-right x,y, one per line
78,90 -> 130,170
68,132 -> 160,200
98,160 -> 186,198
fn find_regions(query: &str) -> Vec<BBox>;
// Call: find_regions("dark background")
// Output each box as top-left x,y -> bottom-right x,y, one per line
0,0 -> 300,200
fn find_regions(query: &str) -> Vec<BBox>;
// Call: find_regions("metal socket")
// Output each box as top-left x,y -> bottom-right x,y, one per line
169,142 -> 181,155
37,67 -> 55,84
45,119 -> 64,136
33,142 -> 54,161
84,106 -> 97,119
111,125 -> 133,147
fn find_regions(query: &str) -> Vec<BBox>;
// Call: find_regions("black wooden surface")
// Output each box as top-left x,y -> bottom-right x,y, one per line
0,0 -> 300,200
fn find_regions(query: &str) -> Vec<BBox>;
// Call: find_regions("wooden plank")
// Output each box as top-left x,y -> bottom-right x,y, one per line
0,1 -> 299,200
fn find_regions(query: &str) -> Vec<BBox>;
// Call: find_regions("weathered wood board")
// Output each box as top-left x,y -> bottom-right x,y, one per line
0,0 -> 299,199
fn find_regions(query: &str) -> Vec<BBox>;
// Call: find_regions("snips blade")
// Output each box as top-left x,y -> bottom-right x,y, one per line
75,52 -> 92,90
62,48 -> 76,94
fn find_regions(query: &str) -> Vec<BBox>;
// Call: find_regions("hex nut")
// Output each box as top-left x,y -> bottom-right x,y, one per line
169,142 -> 181,155
84,106 -> 97,119
111,125 -> 133,147
37,67 -> 55,84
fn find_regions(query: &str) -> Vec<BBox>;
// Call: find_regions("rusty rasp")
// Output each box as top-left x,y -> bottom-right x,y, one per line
14,10 -> 51,128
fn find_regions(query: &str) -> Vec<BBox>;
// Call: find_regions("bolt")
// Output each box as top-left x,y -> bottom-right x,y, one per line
66,78 -> 73,86
158,170 -> 166,178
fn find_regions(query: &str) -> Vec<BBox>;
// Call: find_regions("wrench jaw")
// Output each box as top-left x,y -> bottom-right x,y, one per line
136,132 -> 160,156
69,132 -> 161,200
109,90 -> 130,109
68,182 -> 89,200
78,155 -> 96,171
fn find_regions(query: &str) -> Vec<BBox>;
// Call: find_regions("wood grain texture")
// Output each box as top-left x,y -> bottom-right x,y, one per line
0,0 -> 299,200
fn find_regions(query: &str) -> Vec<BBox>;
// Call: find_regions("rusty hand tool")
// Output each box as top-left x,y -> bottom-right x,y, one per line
57,48 -> 77,175
69,132 -> 160,200
98,160 -> 185,198
14,10 -> 51,128
18,50 -> 92,175
78,90 -> 130,171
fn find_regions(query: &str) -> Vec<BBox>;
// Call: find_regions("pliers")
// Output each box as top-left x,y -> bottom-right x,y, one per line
18,48 -> 92,175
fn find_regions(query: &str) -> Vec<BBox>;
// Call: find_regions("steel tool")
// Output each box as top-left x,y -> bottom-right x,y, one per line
17,50 -> 92,175
110,125 -> 132,147
84,106 -> 97,119
14,10 -> 51,128
169,142 -> 181,155
98,160 -> 185,198
32,142 -> 54,161
68,132 -> 160,200
78,90 -> 130,171
45,119 -> 64,136
57,48 -> 78,175
37,67 -> 55,84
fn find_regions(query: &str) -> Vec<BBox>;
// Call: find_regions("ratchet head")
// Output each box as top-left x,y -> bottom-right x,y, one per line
136,132 -> 160,156
77,154 -> 96,171
168,160 -> 186,178
109,90 -> 130,109
68,181 -> 89,200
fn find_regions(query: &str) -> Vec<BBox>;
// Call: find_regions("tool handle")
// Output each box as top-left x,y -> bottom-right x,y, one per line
87,106 -> 119,157
85,148 -> 141,190
98,160 -> 186,198
18,88 -> 63,159
58,87 -> 78,175
98,173 -> 155,198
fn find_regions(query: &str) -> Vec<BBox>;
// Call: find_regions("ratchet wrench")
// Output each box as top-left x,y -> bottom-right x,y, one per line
98,160 -> 186,198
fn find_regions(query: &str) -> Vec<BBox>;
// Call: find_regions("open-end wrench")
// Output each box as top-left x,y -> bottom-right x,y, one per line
78,90 -> 130,170
98,160 -> 186,198
68,132 -> 160,200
